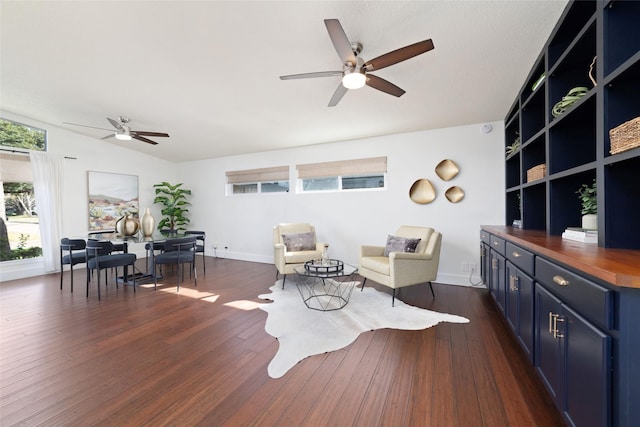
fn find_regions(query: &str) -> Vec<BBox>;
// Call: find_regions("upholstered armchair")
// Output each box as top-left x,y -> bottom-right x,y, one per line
359,225 -> 442,306
273,223 -> 325,288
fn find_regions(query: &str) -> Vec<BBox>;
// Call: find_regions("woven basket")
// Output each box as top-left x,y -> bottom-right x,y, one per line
610,117 -> 640,155
527,164 -> 546,183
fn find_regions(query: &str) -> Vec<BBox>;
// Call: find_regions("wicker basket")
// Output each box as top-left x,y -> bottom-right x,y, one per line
610,117 -> 640,155
527,164 -> 546,183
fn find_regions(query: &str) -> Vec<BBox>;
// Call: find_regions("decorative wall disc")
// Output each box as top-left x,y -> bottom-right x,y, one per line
409,179 -> 436,204
435,159 -> 460,181
445,186 -> 465,203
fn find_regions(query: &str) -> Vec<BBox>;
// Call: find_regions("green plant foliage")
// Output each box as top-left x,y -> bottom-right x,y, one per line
0,118 -> 46,150
506,133 -> 521,157
576,179 -> 597,215
153,182 -> 192,232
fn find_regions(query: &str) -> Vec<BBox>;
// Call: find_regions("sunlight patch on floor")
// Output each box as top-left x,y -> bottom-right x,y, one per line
224,300 -> 261,311
140,282 -> 220,302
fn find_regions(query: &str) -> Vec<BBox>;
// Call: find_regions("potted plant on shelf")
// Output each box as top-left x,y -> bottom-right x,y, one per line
576,179 -> 597,230
153,182 -> 192,232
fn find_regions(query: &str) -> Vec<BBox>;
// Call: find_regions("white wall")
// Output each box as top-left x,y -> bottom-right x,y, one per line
1,111 -> 176,281
178,121 -> 505,286
2,112 -> 505,285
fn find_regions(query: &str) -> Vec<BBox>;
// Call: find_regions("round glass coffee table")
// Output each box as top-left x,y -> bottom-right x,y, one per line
294,260 -> 359,311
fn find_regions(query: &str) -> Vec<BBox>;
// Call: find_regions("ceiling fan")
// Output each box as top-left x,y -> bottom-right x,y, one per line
63,116 -> 169,145
280,19 -> 434,107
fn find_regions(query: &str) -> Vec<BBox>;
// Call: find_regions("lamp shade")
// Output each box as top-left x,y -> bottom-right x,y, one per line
342,70 -> 366,89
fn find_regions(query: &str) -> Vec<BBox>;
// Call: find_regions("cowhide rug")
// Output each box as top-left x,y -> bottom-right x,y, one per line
259,280 -> 469,378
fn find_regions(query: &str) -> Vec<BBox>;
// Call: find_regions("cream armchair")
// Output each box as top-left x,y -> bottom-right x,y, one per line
359,226 -> 442,306
273,223 -> 325,288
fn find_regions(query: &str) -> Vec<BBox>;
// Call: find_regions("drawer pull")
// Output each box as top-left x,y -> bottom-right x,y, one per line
553,275 -> 569,286
512,251 -> 521,258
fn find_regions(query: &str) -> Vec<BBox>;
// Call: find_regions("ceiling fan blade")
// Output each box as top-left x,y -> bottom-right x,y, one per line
131,131 -> 170,137
366,74 -> 405,97
101,134 -> 114,140
107,117 -> 125,131
132,135 -> 159,145
280,71 -> 343,80
324,19 -> 356,65
364,39 -> 434,71
328,83 -> 348,107
63,122 -> 113,132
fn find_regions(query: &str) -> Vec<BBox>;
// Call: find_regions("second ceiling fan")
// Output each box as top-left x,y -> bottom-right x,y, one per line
64,116 -> 169,145
280,19 -> 434,107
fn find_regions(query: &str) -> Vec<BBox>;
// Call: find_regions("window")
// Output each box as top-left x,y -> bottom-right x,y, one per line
0,118 -> 47,151
226,166 -> 289,195
297,156 -> 387,193
1,118 -> 46,261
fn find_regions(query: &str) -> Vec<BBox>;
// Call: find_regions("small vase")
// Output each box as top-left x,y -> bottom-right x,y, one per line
141,208 -> 155,237
115,214 -> 139,236
321,244 -> 330,266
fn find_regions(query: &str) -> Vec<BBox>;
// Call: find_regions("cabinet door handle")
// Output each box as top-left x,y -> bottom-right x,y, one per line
549,312 -> 564,339
493,241 -> 499,246
554,316 -> 565,339
512,251 -> 521,258
553,275 -> 569,286
492,258 -> 497,270
509,275 -> 519,291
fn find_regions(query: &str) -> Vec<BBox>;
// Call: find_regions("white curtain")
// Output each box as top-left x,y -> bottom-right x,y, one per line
30,152 -> 64,272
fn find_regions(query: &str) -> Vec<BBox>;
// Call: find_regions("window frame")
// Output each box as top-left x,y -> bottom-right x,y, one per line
226,166 -> 290,195
1,118 -> 46,262
296,156 -> 387,194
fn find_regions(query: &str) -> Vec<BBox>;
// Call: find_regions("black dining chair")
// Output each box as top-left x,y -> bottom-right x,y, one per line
153,236 -> 198,291
86,240 -> 137,300
184,230 -> 206,273
144,229 -> 174,271
60,238 -> 88,292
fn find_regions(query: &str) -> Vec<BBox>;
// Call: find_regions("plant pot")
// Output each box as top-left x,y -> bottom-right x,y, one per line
581,214 -> 597,230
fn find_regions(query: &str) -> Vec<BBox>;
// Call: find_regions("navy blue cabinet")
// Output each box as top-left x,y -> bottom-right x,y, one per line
482,225 -> 640,427
506,261 -> 534,362
490,250 -> 506,313
535,283 -> 611,427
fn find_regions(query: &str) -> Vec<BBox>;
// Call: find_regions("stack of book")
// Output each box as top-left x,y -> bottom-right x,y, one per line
562,227 -> 598,244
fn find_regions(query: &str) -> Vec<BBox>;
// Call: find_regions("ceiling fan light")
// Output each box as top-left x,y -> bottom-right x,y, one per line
115,133 -> 132,141
342,70 -> 366,89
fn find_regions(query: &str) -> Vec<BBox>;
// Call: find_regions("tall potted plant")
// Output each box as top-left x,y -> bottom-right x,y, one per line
153,182 -> 192,232
577,179 -> 597,230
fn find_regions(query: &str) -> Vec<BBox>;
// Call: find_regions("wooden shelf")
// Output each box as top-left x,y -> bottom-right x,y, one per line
482,226 -> 640,288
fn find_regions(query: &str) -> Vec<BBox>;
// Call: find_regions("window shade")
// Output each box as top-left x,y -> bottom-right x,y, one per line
0,152 -> 32,182
226,166 -> 289,184
296,156 -> 387,179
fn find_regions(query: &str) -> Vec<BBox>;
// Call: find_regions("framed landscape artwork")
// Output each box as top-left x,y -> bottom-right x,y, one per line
88,171 -> 139,231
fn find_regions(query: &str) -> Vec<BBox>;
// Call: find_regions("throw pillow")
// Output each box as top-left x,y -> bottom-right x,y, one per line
384,235 -> 421,256
282,232 -> 316,252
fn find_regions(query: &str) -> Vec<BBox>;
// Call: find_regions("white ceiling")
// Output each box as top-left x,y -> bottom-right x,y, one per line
1,0 -> 568,163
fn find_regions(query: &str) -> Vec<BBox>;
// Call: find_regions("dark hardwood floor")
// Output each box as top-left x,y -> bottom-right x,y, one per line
0,257 -> 565,426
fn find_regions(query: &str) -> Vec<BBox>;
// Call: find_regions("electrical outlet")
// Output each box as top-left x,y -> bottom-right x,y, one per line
213,242 -> 219,249
224,245 -> 228,250
470,263 -> 478,273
